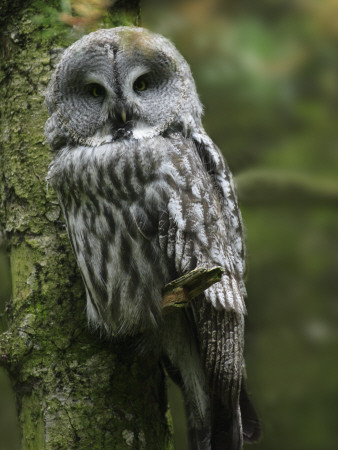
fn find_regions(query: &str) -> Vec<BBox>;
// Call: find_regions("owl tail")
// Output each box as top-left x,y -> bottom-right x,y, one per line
210,380 -> 261,449
240,380 -> 261,443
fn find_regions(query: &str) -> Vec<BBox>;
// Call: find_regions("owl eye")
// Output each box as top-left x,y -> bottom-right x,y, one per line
87,83 -> 106,98
133,77 -> 148,92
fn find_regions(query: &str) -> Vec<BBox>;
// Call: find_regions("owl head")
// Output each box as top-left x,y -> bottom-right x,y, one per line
45,27 -> 203,149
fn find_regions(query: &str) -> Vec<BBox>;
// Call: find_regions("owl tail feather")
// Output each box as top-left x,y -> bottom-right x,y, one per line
210,395 -> 242,450
210,380 -> 261,449
240,380 -> 261,443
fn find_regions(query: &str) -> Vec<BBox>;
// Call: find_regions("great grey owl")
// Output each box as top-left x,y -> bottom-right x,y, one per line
45,27 -> 260,450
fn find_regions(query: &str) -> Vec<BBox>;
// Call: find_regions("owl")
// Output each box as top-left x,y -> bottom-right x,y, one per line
45,27 -> 260,450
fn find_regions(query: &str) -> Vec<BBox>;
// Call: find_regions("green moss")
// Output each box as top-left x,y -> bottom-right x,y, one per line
21,394 -> 44,450
10,244 -> 36,300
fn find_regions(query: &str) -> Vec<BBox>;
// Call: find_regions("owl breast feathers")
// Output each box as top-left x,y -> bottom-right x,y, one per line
46,27 -> 260,450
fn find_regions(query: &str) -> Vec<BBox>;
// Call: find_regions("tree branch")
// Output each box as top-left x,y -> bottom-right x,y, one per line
162,266 -> 224,313
235,169 -> 338,205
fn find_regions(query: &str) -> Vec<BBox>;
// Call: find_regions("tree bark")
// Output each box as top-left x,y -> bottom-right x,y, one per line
0,1 -> 173,449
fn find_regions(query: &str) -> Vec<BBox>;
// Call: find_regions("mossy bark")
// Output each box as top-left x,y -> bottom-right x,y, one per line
0,2 -> 173,449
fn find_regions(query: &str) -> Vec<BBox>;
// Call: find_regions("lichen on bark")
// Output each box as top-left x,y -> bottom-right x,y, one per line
0,1 -> 173,448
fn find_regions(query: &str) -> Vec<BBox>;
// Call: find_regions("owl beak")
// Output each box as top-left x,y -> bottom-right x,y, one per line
120,109 -> 127,123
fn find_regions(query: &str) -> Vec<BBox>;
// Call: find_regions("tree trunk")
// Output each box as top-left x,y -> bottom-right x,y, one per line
0,2 -> 173,448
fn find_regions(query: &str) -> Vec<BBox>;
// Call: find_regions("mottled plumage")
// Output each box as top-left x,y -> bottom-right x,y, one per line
45,27 -> 260,449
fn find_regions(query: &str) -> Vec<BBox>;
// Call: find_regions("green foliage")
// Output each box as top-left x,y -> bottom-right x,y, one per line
31,2 -> 76,44
29,0 -> 139,45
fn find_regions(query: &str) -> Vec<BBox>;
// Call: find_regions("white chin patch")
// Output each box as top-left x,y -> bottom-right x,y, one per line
87,135 -> 113,146
132,123 -> 157,140
86,126 -> 113,146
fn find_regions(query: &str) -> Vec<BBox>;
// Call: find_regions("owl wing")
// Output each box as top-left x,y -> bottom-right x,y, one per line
163,133 -> 246,313
160,133 -> 260,447
192,131 -> 246,282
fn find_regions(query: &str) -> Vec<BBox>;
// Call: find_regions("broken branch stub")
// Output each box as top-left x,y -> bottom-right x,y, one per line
162,266 -> 225,314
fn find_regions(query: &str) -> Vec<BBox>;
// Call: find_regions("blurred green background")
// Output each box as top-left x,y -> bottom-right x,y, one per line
142,1 -> 338,449
1,0 -> 338,448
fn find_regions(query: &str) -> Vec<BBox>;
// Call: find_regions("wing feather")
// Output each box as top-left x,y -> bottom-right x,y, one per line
164,133 -> 246,313
192,131 -> 246,283
162,132 -> 248,446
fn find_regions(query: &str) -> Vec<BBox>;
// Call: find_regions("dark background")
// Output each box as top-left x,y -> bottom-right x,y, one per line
1,1 -> 338,448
